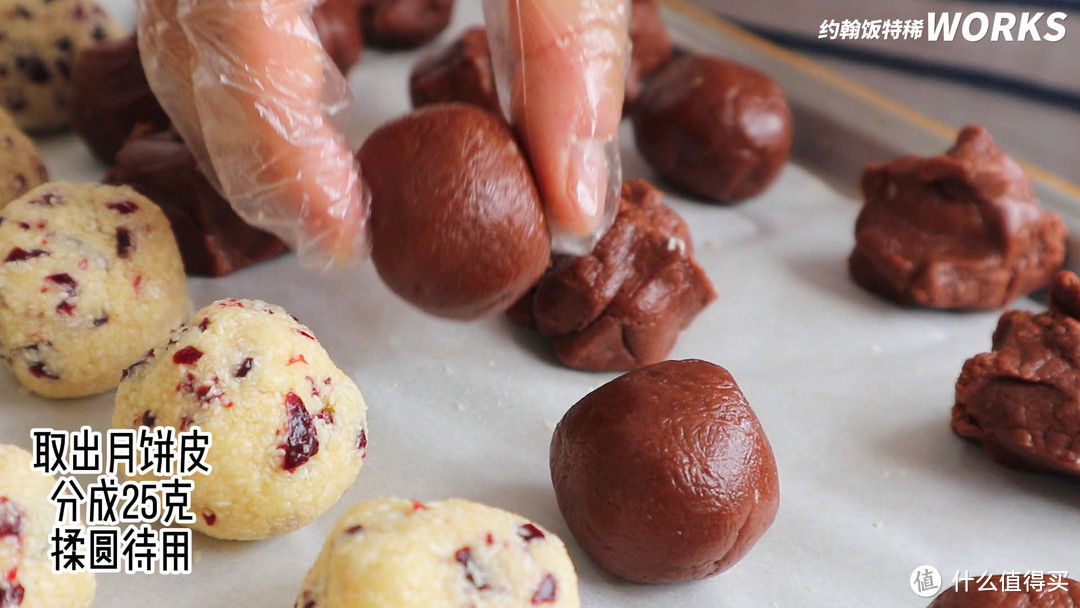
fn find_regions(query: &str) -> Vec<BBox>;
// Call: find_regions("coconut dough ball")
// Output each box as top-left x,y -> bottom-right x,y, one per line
550,359 -> 780,583
0,0 -> 122,132
358,104 -> 550,320
632,55 -> 792,203
0,444 -> 96,608
0,108 -> 48,207
114,299 -> 369,541
295,498 -> 579,608
0,182 -> 190,398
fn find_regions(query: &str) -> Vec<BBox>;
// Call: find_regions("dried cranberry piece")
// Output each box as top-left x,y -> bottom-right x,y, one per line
0,581 -> 24,608
344,524 -> 364,535
173,346 -> 203,366
235,357 -> 253,379
55,301 -> 73,316
45,273 -> 78,297
28,362 -> 58,380
314,408 -> 334,424
356,428 -> 367,452
14,55 -> 48,84
288,354 -> 308,366
106,201 -> 139,214
123,350 -> 154,379
531,575 -> 557,604
0,498 -> 24,539
454,547 -> 490,590
410,499 -> 427,511
281,392 -> 318,471
93,315 -> 108,327
4,248 -> 48,263
518,523 -> 545,543
139,411 -> 155,427
202,510 -> 216,526
29,192 -> 60,206
116,228 -> 133,258
296,329 -> 316,340
198,318 -> 210,331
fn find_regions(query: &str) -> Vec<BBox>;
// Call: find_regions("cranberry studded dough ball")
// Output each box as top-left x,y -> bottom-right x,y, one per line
0,445 -> 95,608
294,498 -> 580,608
0,182 -> 190,398
113,299 -> 369,541
550,359 -> 780,583
632,55 -> 793,204
0,107 -> 48,207
0,0 -> 122,132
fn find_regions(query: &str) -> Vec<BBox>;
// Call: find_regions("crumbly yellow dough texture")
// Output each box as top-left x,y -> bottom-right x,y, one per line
295,498 -> 580,608
114,299 -> 369,541
0,108 -> 47,207
0,444 -> 95,608
0,0 -> 121,132
0,182 -> 190,398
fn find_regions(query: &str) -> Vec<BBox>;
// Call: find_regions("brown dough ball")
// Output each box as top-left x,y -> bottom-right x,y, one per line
625,0 -> 673,110
409,26 -> 500,115
928,574 -> 1080,607
851,125 -> 1066,310
953,270 -> 1080,479
358,103 -> 550,320
632,54 -> 792,203
312,0 -> 365,73
510,179 -> 715,371
104,127 -> 289,277
550,359 -> 779,583
69,36 -> 172,165
361,0 -> 454,49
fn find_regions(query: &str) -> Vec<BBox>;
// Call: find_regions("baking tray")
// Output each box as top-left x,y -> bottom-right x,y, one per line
7,0 -> 1080,606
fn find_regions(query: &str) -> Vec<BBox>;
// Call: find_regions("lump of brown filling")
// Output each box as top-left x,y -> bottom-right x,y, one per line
954,270 -> 1080,479
632,55 -> 792,204
509,179 -> 715,371
358,103 -> 550,320
104,128 -> 289,277
361,0 -> 454,49
70,36 -> 171,165
409,27 -> 500,115
625,0 -> 673,111
550,359 -> 780,583
927,574 -> 1080,606
851,125 -> 1067,310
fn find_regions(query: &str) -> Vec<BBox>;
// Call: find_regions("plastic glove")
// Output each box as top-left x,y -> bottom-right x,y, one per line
138,0 -> 628,268
138,0 -> 368,271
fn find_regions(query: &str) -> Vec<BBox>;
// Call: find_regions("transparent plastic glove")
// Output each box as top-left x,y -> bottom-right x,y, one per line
137,0 -> 368,271
484,0 -> 629,255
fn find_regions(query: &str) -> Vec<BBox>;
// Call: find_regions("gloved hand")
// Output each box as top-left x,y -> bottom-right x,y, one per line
137,0 -> 628,270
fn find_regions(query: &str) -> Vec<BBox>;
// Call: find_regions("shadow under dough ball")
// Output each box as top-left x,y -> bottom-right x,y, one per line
850,125 -> 1067,310
953,270 -> 1080,480
409,26 -> 501,115
550,359 -> 780,583
358,103 -> 550,320
362,0 -> 454,49
632,54 -> 792,203
928,574 -> 1080,606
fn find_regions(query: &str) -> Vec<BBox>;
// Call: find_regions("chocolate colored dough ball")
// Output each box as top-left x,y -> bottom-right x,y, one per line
625,0 -> 673,110
851,125 -> 1066,310
928,574 -> 1080,607
361,0 -> 454,49
409,27 -> 500,115
954,270 -> 1080,479
313,0 -> 365,73
550,359 -> 779,583
105,128 -> 289,277
70,36 -> 172,165
510,179 -> 715,371
632,55 -> 792,203
358,103 -> 550,320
